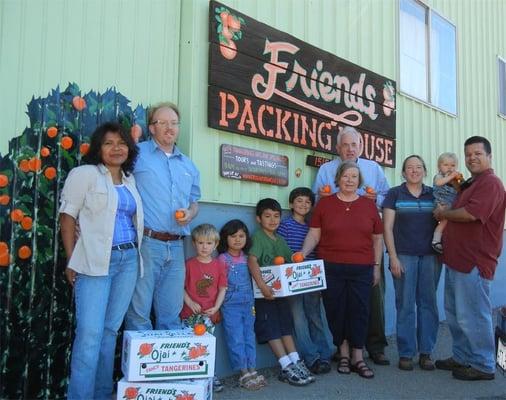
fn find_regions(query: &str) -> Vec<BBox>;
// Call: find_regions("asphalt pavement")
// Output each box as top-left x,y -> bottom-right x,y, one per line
214,323 -> 506,400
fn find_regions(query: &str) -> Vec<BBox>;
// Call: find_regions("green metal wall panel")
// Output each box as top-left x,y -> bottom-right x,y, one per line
0,0 -> 181,154
1,0 -> 505,202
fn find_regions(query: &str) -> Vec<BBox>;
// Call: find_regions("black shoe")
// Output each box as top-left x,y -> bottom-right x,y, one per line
435,357 -> 466,371
452,366 -> 495,381
309,359 -> 331,374
370,352 -> 390,366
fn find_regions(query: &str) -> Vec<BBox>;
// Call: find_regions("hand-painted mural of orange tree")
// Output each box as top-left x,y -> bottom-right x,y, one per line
0,83 -> 147,399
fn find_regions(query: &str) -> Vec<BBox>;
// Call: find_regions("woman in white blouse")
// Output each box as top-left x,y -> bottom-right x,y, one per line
60,122 -> 143,400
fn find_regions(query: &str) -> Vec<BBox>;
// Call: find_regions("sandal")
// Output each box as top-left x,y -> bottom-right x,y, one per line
337,356 -> 351,374
249,371 -> 267,387
238,372 -> 262,390
350,360 -> 374,379
432,242 -> 443,254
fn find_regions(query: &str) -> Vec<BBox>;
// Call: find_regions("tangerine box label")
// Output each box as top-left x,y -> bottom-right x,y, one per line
122,330 -> 216,381
252,259 -> 326,298
117,377 -> 212,400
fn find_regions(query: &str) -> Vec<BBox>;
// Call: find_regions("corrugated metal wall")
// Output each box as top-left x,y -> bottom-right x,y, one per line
1,0 -> 505,201
0,0 -> 181,153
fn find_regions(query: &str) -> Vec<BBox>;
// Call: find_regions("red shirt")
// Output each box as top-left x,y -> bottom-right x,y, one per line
180,257 -> 228,319
310,195 -> 383,264
443,169 -> 505,279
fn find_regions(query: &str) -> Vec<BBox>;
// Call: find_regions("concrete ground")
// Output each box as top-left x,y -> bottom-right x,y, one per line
214,323 -> 506,400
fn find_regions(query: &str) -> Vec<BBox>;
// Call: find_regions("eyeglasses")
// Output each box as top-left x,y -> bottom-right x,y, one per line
151,120 -> 180,128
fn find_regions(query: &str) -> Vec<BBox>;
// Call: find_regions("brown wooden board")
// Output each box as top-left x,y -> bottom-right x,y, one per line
220,144 -> 289,186
209,86 -> 396,167
209,1 -> 396,140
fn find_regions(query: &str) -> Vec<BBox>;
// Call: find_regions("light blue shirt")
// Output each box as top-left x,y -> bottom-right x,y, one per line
134,139 -> 201,235
312,157 -> 390,207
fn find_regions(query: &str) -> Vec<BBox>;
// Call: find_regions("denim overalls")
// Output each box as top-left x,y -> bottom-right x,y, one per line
220,252 -> 256,370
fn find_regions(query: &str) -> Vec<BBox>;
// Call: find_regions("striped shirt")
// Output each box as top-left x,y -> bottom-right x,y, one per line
277,215 -> 316,259
112,184 -> 137,245
382,183 -> 436,255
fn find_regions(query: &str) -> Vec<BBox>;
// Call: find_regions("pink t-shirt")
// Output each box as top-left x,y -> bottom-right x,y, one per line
180,257 -> 228,319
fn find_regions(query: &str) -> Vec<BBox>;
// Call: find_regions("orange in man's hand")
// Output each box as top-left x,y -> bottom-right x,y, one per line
365,186 -> 375,194
322,185 -> 331,193
193,323 -> 207,336
292,252 -> 305,263
174,210 -> 185,220
273,256 -> 285,265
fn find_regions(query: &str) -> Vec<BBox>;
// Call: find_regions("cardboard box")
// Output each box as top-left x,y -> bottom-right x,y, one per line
117,377 -> 212,400
252,259 -> 326,298
122,330 -> 215,381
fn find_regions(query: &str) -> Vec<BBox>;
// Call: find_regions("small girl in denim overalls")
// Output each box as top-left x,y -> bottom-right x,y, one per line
218,219 -> 267,391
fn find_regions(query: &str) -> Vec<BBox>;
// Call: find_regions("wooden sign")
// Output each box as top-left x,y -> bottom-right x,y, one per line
208,1 -> 397,167
306,155 -> 332,168
220,144 -> 288,186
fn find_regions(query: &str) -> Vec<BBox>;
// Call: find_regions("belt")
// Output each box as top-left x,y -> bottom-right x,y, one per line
111,242 -> 137,251
143,228 -> 185,242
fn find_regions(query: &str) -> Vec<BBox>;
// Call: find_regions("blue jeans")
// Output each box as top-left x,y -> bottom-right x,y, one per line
392,255 -> 440,358
289,292 -> 333,365
445,266 -> 495,373
221,285 -> 256,371
67,247 -> 138,400
125,236 -> 185,330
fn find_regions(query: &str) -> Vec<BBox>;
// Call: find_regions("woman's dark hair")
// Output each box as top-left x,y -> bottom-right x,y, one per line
217,219 -> 252,254
83,122 -> 138,175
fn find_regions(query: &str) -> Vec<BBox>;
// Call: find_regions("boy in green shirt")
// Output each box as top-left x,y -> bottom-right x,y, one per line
248,198 -> 314,386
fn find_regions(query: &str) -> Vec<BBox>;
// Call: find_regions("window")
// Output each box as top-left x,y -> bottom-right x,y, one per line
399,0 -> 457,114
499,57 -> 506,117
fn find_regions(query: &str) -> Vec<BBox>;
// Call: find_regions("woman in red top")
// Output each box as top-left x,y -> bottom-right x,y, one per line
302,161 -> 383,379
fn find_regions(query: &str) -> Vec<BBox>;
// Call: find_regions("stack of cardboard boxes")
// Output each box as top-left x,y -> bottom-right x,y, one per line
118,330 -> 216,400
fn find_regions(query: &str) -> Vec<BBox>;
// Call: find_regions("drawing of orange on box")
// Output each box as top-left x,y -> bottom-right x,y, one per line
252,259 -> 326,298
117,378 -> 211,400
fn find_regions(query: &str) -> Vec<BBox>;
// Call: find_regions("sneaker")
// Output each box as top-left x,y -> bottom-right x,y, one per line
435,357 -> 466,371
278,363 -> 310,386
213,376 -> 224,392
295,360 -> 316,383
452,366 -> 495,381
418,354 -> 435,371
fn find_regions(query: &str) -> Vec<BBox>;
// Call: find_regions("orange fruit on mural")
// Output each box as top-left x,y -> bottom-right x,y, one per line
0,252 -> 9,267
193,323 -> 207,336
0,174 -> 8,187
0,195 -> 10,205
10,208 -> 24,222
273,256 -> 285,265
61,136 -> 73,150
322,185 -> 331,193
28,157 -> 42,172
220,40 -> 237,60
47,126 -> 58,138
79,143 -> 90,155
19,159 -> 30,173
291,252 -> 305,263
227,14 -> 241,31
44,167 -> 57,180
174,210 -> 185,220
0,242 -> 8,253
18,245 -> 32,260
40,147 -> 50,157
72,96 -> 86,111
21,216 -> 33,230
365,186 -> 375,194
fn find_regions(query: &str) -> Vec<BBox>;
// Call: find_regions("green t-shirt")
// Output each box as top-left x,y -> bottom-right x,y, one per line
250,228 -> 293,267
